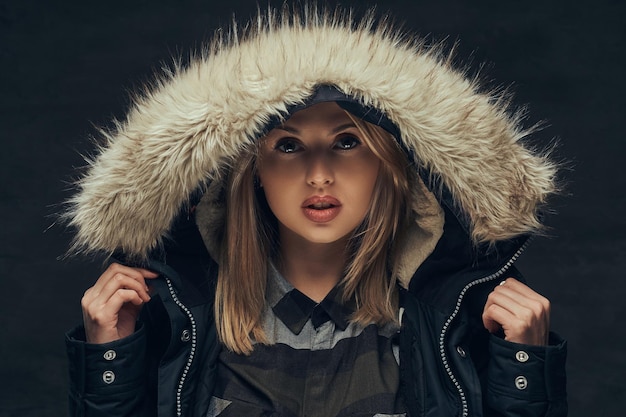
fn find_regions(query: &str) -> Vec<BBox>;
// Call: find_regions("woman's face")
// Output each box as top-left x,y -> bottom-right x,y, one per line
257,102 -> 381,247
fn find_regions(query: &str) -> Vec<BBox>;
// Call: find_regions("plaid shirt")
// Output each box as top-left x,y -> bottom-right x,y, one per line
207,264 -> 406,417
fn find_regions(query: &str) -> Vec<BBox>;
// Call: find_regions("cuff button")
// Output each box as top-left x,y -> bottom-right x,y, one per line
102,370 -> 116,384
103,350 -> 117,361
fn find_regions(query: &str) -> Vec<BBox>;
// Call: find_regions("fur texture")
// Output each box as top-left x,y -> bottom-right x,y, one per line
64,6 -> 557,259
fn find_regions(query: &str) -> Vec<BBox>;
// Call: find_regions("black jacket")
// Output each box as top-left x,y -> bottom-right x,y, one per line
66,204 -> 566,417
64,6 -> 567,417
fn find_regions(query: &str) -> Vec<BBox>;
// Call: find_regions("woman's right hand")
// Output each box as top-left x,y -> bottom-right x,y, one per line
81,263 -> 159,344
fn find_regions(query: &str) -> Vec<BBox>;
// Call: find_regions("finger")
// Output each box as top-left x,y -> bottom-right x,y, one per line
83,288 -> 145,325
83,289 -> 146,343
487,289 -> 548,331
134,268 -> 160,295
499,278 -> 551,308
91,264 -> 153,297
483,288 -> 523,329
101,273 -> 152,303
482,303 -> 538,343
135,267 -> 160,278
492,283 -> 550,318
482,302 -> 513,334
83,273 -> 151,312
91,263 -> 157,294
483,291 -> 549,345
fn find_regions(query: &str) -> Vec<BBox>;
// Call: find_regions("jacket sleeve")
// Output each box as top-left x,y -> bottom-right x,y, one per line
65,323 -> 149,417
486,332 -> 567,417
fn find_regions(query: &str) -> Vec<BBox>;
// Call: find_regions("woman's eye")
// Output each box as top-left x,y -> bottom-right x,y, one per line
275,139 -> 301,153
334,135 -> 361,150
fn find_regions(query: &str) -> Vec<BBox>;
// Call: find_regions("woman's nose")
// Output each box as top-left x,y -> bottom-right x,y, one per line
306,153 -> 334,187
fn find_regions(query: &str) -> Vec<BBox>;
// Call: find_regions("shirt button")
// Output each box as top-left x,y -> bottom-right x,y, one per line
516,350 -> 529,363
181,329 -> 191,342
102,371 -> 115,384
103,350 -> 117,361
515,376 -> 528,390
456,346 -> 466,358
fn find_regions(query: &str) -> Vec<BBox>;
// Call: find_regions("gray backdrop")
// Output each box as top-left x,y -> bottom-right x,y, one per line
1,0 -> 624,416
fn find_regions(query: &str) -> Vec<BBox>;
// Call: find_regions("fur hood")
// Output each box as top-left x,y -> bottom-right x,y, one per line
64,6 -> 557,260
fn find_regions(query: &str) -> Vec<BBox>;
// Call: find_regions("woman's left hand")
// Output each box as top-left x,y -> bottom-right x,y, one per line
482,278 -> 550,346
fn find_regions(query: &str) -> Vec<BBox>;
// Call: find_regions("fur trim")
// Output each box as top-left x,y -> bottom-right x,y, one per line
64,6 -> 557,258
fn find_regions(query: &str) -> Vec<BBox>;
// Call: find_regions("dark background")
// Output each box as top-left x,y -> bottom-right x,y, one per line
1,0 -> 624,416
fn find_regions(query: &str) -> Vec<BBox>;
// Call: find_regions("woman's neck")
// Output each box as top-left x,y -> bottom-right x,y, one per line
277,229 -> 348,303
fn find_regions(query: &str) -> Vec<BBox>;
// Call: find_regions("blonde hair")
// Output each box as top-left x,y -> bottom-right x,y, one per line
216,111 -> 411,354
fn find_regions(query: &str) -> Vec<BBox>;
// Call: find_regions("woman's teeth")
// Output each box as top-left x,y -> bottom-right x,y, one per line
311,202 -> 331,209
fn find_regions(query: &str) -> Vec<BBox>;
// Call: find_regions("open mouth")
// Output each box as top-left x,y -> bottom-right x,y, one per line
308,202 -> 335,209
302,196 -> 342,222
302,195 -> 341,209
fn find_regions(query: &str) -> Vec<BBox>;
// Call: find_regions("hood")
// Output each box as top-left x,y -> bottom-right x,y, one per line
64,6 -> 558,271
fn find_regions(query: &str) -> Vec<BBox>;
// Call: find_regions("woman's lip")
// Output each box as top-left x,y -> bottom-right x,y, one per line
301,195 -> 341,208
302,206 -> 341,223
301,195 -> 342,223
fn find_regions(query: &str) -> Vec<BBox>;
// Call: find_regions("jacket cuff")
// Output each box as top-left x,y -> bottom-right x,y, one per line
488,332 -> 567,403
65,323 -> 147,395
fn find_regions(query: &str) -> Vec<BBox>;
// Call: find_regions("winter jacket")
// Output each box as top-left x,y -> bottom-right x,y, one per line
64,6 -> 567,417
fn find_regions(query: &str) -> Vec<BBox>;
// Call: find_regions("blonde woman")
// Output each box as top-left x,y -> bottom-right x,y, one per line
66,7 -> 566,417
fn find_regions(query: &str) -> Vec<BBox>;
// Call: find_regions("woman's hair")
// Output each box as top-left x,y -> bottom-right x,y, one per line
216,109 -> 411,354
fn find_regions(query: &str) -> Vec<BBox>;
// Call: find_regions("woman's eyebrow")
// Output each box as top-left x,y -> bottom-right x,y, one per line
330,123 -> 358,134
275,125 -> 299,134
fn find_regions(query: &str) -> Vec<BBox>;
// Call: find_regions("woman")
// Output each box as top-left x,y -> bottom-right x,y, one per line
65,6 -> 567,417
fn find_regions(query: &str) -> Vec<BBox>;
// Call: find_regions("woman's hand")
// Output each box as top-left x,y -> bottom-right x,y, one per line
81,263 -> 159,344
482,278 -> 550,346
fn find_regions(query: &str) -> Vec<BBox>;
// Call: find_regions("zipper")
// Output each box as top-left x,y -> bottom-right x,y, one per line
438,238 -> 531,417
164,277 -> 198,417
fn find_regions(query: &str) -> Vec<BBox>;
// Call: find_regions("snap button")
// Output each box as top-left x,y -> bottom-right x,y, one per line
181,329 -> 191,342
515,376 -> 528,390
516,350 -> 529,363
103,350 -> 117,361
102,371 -> 115,384
456,346 -> 466,358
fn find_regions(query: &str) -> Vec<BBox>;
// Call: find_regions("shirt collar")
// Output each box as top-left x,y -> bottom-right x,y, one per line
267,263 -> 356,335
